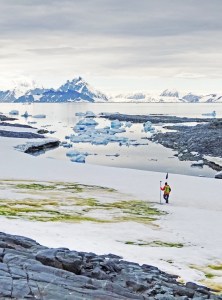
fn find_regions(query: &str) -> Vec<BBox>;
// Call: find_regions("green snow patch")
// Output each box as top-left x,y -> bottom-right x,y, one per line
123,240 -> 184,248
190,263 -> 222,293
0,180 -> 163,224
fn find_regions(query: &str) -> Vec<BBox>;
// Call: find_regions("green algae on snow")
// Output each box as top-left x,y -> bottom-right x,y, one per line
123,240 -> 184,248
0,180 -> 163,224
15,183 -> 57,190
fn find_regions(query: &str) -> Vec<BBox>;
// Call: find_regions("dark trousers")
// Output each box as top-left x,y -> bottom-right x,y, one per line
163,194 -> 169,203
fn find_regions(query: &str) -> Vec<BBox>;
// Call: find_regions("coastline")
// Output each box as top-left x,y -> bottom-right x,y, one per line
0,117 -> 222,290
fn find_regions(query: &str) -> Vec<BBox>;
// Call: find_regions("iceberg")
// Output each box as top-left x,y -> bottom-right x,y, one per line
75,112 -> 85,117
125,121 -> 133,128
66,150 -> 81,157
75,111 -> 96,118
191,160 -> 204,167
202,110 -> 216,117
111,120 -> 122,129
76,118 -> 98,126
70,154 -> 86,163
85,111 -> 96,118
143,121 -> 155,133
92,137 -> 109,145
9,110 -> 19,115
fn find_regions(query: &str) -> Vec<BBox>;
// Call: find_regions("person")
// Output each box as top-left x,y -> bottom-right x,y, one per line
160,182 -> 171,204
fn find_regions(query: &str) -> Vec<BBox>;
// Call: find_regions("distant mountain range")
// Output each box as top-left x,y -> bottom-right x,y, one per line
0,77 -> 108,103
113,89 -> 222,103
0,79 -> 222,103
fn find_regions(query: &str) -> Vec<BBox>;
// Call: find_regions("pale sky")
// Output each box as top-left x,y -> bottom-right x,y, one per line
0,0 -> 222,94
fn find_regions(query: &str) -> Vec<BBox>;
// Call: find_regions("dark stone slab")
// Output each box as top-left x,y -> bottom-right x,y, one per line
0,232 -> 221,299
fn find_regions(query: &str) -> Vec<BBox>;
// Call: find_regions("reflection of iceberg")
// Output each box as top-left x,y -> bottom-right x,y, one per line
21,111 -> 30,118
33,114 -> 46,118
202,110 -> 216,117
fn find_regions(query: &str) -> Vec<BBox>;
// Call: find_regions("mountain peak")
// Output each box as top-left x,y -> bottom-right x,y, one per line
59,76 -> 108,101
160,89 -> 179,98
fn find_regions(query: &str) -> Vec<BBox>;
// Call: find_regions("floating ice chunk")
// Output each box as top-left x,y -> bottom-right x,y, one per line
143,121 -> 155,132
85,111 -> 96,118
111,120 -> 122,129
191,160 -> 204,167
33,114 -> 46,118
75,112 -> 85,116
109,128 -> 126,134
125,121 -> 133,128
63,143 -> 72,148
70,154 -> 86,163
66,150 -> 81,157
91,137 -> 109,145
60,141 -> 72,148
75,111 -> 96,118
202,110 -> 216,117
73,124 -> 87,132
77,118 -> 98,126
9,110 -> 19,115
70,134 -> 92,143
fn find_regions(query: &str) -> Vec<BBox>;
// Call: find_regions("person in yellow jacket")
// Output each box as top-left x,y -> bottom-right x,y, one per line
160,182 -> 171,204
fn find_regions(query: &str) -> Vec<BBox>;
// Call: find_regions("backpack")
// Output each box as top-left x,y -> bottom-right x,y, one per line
165,185 -> 171,193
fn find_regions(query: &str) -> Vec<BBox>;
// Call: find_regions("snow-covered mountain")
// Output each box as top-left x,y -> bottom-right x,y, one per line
0,77 -> 108,103
160,89 -> 179,98
1,79 -> 222,103
111,90 -> 222,103
0,90 -> 16,103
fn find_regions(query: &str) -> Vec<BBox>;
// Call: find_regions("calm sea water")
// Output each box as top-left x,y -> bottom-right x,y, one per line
1,102 -> 222,178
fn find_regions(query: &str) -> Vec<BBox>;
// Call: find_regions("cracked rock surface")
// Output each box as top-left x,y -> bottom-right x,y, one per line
0,232 -> 221,299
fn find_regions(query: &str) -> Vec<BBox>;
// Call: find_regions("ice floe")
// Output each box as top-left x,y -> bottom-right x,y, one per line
9,110 -> 19,115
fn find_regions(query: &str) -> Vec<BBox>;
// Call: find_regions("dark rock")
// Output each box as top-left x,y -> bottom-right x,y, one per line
0,232 -> 220,299
37,129 -> 49,134
0,130 -> 44,139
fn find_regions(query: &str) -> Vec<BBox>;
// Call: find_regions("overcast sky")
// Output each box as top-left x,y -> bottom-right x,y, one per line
0,0 -> 222,93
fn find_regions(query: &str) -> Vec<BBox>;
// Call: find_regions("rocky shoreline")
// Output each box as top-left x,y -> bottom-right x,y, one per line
101,113 -> 222,175
0,117 -> 60,153
150,120 -> 222,173
100,113 -> 222,124
0,232 -> 221,299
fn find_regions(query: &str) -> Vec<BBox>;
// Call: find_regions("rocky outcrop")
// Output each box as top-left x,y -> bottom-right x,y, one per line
100,113 -> 221,124
0,114 -> 16,121
0,130 -> 44,139
0,232 -> 221,299
151,121 -> 222,164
